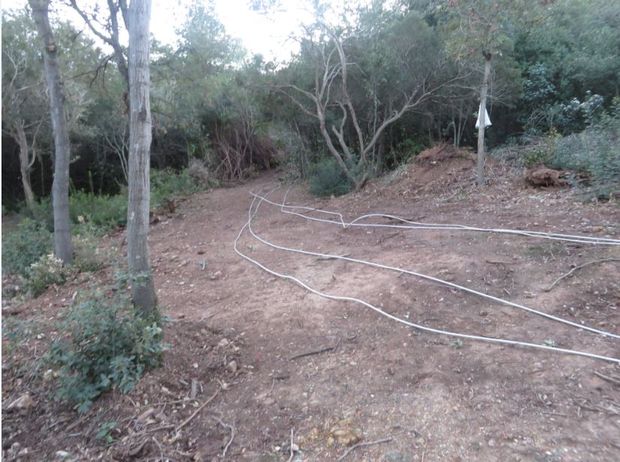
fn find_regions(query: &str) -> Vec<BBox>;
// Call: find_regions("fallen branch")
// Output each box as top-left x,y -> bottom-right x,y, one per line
594,371 -> 620,387
337,437 -> 393,461
175,385 -> 221,432
544,258 -> 620,292
212,416 -> 235,459
290,339 -> 341,361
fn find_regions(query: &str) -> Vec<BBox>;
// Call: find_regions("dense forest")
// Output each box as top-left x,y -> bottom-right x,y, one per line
3,0 -> 619,207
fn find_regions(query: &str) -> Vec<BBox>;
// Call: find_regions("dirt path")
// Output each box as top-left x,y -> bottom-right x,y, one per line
147,171 -> 620,461
3,167 -> 620,461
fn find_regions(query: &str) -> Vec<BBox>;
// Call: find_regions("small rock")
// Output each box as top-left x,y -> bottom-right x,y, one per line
43,369 -> 55,382
55,450 -> 71,459
227,360 -> 238,374
329,419 -> 362,446
488,439 -> 496,447
7,393 -> 34,411
218,338 -> 230,348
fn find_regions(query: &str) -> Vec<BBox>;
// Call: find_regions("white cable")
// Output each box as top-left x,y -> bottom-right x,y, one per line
249,194 -> 619,339
234,194 -> 620,365
256,193 -> 620,246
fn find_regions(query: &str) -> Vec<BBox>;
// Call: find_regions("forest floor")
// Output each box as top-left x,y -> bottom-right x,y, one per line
3,149 -> 620,461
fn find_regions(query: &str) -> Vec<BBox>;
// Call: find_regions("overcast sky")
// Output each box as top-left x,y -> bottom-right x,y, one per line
1,0 -> 323,61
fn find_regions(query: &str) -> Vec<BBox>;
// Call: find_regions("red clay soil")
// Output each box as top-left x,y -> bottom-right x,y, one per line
3,155 -> 620,461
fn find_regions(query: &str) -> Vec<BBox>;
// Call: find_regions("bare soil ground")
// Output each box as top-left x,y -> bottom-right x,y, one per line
3,152 -> 620,461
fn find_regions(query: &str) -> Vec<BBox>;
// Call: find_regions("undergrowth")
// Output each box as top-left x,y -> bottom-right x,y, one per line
48,275 -> 166,413
309,157 -> 353,197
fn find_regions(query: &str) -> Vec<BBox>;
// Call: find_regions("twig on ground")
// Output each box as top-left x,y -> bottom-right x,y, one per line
287,428 -> 295,462
175,385 -> 221,432
290,341 -> 339,361
151,436 -> 164,461
212,416 -> 235,459
337,437 -> 392,461
315,254 -> 351,261
594,371 -> 620,387
544,258 -> 620,292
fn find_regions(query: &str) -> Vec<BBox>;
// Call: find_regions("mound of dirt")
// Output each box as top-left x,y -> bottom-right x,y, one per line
525,166 -> 567,187
415,143 -> 475,165
380,143 -> 481,197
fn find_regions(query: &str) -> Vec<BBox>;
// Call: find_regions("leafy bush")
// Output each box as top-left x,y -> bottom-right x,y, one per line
151,168 -> 203,208
384,138 -> 427,170
69,191 -> 128,232
2,218 -> 52,276
24,254 -> 68,297
49,279 -> 165,413
550,109 -> 620,199
309,157 -> 353,197
73,234 -> 106,273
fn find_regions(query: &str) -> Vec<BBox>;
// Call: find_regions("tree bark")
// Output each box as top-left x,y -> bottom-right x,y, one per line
14,122 -> 36,210
29,0 -> 73,263
476,54 -> 492,186
127,0 -> 157,316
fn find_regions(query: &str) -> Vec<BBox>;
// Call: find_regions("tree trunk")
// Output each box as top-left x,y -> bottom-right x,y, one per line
127,0 -> 157,316
29,0 -> 73,264
15,122 -> 36,210
477,54 -> 492,186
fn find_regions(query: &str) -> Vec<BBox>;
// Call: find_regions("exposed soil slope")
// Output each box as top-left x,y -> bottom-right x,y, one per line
3,156 -> 620,461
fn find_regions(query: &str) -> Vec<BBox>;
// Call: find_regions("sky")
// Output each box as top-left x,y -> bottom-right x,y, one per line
0,0 -> 319,61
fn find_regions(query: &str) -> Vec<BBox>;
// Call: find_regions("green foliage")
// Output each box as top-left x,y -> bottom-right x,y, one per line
24,254 -> 68,297
521,134 -> 558,167
73,233 -> 106,273
151,168 -> 203,208
309,157 -> 353,197
550,111 -> 620,199
49,279 -> 166,413
384,138 -> 427,169
2,218 -> 52,276
95,421 -> 118,444
70,191 -> 128,232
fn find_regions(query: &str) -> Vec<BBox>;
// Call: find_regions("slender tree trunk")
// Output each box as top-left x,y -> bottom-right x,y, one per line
29,0 -> 73,263
15,122 -> 36,210
127,0 -> 157,315
477,53 -> 492,186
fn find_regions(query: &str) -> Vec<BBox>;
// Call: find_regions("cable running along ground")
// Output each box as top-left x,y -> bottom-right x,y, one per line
233,191 -> 619,364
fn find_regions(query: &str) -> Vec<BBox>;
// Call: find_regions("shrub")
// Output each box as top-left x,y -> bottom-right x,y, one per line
49,278 -> 165,413
151,168 -> 202,208
551,111 -> 620,199
309,157 -> 353,197
73,234 -> 106,273
24,254 -> 68,297
2,218 -> 52,276
69,191 -> 127,232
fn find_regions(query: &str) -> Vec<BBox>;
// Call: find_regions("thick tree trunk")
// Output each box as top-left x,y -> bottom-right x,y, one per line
477,54 -> 492,186
15,122 -> 36,210
127,0 -> 157,316
29,0 -> 73,263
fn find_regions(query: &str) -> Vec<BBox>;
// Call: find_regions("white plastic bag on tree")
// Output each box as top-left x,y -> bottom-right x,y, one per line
475,102 -> 492,129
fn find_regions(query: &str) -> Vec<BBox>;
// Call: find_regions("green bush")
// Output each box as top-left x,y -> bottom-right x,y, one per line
2,218 -> 52,276
24,254 -> 68,297
309,157 -> 353,197
151,168 -> 202,208
73,234 -> 106,273
49,279 -> 165,413
69,191 -> 128,232
551,111 -> 620,199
